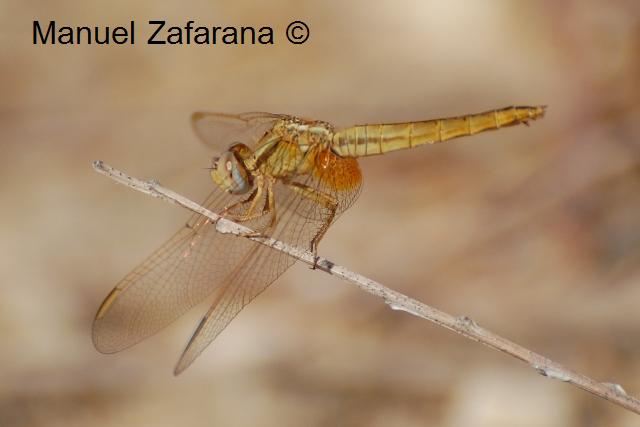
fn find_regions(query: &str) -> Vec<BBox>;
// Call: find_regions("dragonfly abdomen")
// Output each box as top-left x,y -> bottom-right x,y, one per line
332,105 -> 546,157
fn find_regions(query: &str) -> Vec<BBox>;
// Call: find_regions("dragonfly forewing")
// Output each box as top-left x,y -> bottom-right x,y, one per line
92,190 -> 247,353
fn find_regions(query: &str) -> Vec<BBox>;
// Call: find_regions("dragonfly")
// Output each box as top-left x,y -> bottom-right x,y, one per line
93,105 -> 546,374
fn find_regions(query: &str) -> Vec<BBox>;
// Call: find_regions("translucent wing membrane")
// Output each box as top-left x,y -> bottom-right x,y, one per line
92,185 -> 281,356
93,120 -> 363,374
92,190 -> 238,353
191,112 -> 284,151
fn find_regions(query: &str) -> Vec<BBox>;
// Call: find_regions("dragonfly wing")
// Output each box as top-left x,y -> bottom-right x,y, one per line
191,111 -> 284,151
92,189 -> 263,353
173,243 -> 284,374
172,177 -> 307,373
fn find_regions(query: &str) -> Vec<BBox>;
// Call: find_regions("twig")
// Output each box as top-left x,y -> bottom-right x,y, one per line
93,160 -> 640,415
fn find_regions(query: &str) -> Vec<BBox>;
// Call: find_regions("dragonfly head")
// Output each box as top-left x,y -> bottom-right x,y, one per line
211,149 -> 253,195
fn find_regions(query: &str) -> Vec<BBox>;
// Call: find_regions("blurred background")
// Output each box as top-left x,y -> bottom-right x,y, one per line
2,0 -> 640,425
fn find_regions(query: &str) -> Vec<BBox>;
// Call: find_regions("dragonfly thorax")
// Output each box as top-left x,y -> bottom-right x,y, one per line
210,147 -> 253,195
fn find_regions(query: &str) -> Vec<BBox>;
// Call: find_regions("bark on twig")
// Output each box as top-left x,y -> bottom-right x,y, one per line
93,160 -> 640,416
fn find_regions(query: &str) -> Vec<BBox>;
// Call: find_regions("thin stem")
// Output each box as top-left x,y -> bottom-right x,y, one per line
93,160 -> 640,416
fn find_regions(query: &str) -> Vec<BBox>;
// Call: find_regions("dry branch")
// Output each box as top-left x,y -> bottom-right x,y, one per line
93,160 -> 640,416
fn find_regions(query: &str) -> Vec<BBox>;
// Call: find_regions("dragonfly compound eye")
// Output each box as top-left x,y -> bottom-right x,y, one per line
210,151 -> 252,195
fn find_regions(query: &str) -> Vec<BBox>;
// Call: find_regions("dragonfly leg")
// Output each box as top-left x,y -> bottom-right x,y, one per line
286,182 -> 338,269
241,177 -> 278,238
264,178 -> 278,232
221,176 -> 267,224
221,175 -> 278,239
220,186 -> 259,220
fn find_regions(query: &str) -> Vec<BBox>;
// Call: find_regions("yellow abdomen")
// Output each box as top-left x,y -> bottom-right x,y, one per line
332,105 -> 546,157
